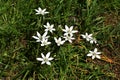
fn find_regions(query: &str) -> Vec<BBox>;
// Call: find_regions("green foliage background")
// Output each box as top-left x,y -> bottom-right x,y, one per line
0,0 -> 120,79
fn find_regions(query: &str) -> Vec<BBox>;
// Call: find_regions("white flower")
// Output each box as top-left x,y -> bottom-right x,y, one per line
90,38 -> 97,44
63,35 -> 75,43
62,25 -> 78,36
87,48 -> 101,59
32,31 -> 49,42
81,33 -> 97,44
44,22 -> 55,33
36,52 -> 54,65
81,33 -> 93,41
54,37 -> 65,46
41,38 -> 51,46
35,7 -> 49,15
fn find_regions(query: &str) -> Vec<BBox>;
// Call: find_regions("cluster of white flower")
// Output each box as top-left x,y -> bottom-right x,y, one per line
33,7 -> 78,65
81,33 -> 97,44
81,33 -> 101,59
33,7 -> 101,65
32,24 -> 78,47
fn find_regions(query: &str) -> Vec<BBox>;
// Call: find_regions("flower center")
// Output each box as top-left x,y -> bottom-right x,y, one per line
67,29 -> 71,34
44,58 -> 48,62
93,52 -> 96,56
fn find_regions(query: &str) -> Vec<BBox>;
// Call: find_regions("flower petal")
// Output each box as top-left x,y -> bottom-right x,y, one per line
36,58 -> 43,61
81,34 -> 86,38
68,40 -> 72,43
96,55 -> 101,59
41,53 -> 45,58
32,36 -> 39,40
41,61 -> 45,64
46,61 -> 51,65
37,31 -> 41,38
54,37 -> 57,42
65,25 -> 69,30
92,55 -> 95,59
72,30 -> 78,33
87,53 -> 93,56
43,32 -> 48,37
70,26 -> 73,31
48,57 -> 54,61
94,48 -> 98,53
96,52 -> 101,54
46,52 -> 51,58
36,40 -> 41,42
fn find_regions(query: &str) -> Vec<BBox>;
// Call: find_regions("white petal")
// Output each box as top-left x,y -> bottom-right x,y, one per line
45,29 -> 48,32
71,37 -> 75,40
41,44 -> 44,46
89,34 -> 93,37
94,48 -> 98,53
62,29 -> 66,32
70,26 -> 73,31
61,41 -> 65,44
36,58 -> 43,61
46,52 -> 51,58
47,22 -> 50,26
65,25 -> 69,30
54,37 -> 57,42
87,53 -> 93,56
46,61 -> 51,65
64,33 -> 68,36
41,61 -> 45,64
32,36 -> 39,40
37,32 -> 41,38
96,55 -> 101,59
48,57 -> 54,61
72,30 -> 78,33
43,32 -> 48,37
85,33 -> 88,36
86,38 -> 90,41
44,25 -> 47,28
81,34 -> 86,38
47,42 -> 51,45
96,52 -> 101,54
45,12 -> 49,14
59,37 -> 61,41
51,25 -> 54,28
41,53 -> 45,58
38,7 -> 42,10
57,44 -> 60,46
92,55 -> 95,59
90,40 -> 93,44
36,40 -> 41,42
43,9 -> 46,12
89,51 -> 93,53
69,40 -> 72,43
35,9 -> 38,12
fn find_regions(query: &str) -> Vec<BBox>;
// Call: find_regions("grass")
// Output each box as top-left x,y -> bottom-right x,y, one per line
0,0 -> 120,80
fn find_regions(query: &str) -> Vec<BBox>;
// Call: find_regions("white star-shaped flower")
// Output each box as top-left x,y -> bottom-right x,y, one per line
54,37 -> 65,46
41,38 -> 51,46
35,7 -> 49,15
63,35 -> 75,43
81,33 -> 93,41
62,25 -> 78,36
87,48 -> 101,59
36,52 -> 54,65
44,22 -> 55,33
32,31 -> 49,42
